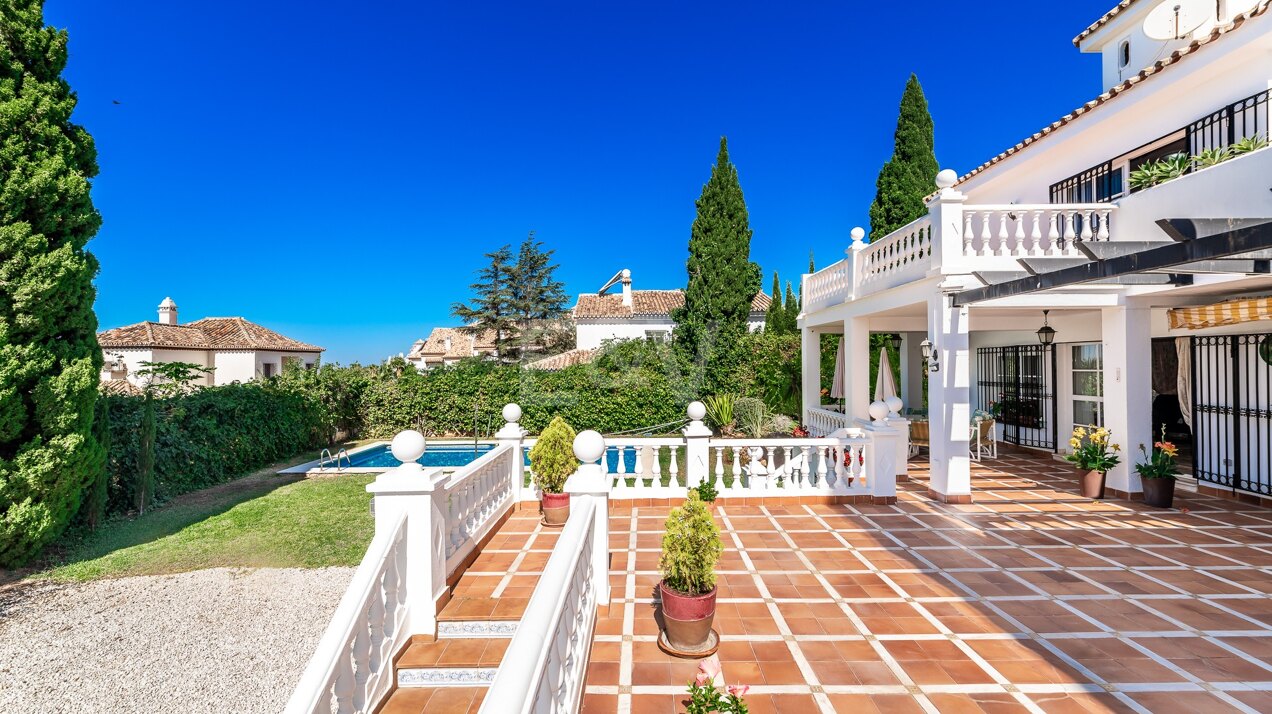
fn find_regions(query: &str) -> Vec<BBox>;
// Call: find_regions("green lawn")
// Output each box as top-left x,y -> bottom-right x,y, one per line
39,473 -> 375,582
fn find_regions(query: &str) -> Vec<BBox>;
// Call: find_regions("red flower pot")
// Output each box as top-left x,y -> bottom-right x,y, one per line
540,492 -> 570,526
660,581 -> 716,651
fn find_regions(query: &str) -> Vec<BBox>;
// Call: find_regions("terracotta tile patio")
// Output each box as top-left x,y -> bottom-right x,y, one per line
575,452 -> 1272,713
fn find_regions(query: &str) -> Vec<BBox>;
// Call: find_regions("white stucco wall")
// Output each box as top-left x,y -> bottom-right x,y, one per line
101,347 -> 215,388
576,316 -> 765,350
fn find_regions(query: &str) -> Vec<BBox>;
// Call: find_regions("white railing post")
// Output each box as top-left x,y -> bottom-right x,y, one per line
683,401 -> 711,488
882,395 -> 911,479
864,402 -> 899,504
565,430 -> 611,608
497,403 -> 528,503
845,226 -> 866,297
366,431 -> 449,638
927,168 -> 967,275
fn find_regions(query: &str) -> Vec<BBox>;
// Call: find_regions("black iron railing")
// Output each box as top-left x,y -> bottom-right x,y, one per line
1192,333 -> 1272,496
1188,88 -> 1271,155
1048,161 -> 1122,204
976,344 -> 1057,451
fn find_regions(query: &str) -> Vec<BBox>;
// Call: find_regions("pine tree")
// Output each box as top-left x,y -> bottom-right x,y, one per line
508,232 -> 569,358
783,281 -> 799,333
764,271 -> 784,333
672,138 -> 762,393
0,2 -> 106,566
451,245 -> 517,360
868,74 -> 940,240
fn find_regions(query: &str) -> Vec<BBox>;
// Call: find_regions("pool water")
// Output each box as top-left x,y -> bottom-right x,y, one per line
348,443 -> 498,469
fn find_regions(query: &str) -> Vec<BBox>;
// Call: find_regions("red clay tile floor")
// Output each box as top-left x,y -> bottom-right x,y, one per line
574,453 -> 1272,713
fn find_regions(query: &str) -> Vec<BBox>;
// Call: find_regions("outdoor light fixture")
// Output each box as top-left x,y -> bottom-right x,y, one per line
919,338 -> 939,372
887,333 -> 903,352
1036,310 -> 1057,346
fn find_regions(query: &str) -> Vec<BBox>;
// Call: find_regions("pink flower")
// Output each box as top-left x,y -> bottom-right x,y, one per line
696,655 -> 724,687
727,684 -> 750,697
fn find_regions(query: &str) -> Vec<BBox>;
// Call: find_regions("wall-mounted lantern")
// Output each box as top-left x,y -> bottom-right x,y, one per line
919,338 -> 939,372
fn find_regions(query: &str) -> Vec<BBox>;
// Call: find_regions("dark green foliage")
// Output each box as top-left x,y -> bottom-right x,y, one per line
508,232 -> 570,359
764,271 -> 784,333
452,245 -> 516,359
692,478 -> 718,503
783,282 -> 799,332
276,360 -> 373,443
735,332 -> 801,416
0,2 -> 105,566
134,361 -> 214,398
868,75 -> 940,240
660,492 -> 721,596
80,397 -> 110,530
672,138 -> 762,395
136,395 -> 156,514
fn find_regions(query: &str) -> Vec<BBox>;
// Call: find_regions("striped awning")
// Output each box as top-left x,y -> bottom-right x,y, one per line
1168,297 -> 1272,330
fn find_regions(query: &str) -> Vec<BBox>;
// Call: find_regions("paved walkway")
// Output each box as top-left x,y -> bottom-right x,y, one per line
580,452 -> 1272,713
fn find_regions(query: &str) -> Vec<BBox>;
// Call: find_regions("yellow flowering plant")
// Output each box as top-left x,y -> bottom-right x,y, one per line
1135,426 -> 1179,480
1064,426 -> 1122,472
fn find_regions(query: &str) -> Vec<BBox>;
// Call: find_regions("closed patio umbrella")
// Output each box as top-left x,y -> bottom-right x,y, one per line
830,338 -> 846,400
874,346 -> 898,404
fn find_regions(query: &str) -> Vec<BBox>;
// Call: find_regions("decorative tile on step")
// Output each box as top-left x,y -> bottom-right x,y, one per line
437,620 -> 519,638
396,666 -> 499,688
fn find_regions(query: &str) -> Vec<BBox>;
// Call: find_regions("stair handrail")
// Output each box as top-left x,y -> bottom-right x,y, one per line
317,448 -> 333,472
283,510 -> 409,714
335,447 -> 351,472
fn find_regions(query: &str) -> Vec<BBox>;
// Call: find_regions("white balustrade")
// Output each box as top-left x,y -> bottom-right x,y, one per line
961,204 -> 1114,258
856,216 -> 934,295
704,436 -> 869,497
441,443 -> 517,575
284,512 -> 409,714
802,258 -> 852,313
805,407 -> 852,437
602,437 -> 686,498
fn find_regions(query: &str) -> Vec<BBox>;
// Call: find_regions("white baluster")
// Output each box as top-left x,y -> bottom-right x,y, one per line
730,446 -> 742,488
1062,211 -> 1076,246
333,664 -> 354,713
782,447 -> 794,486
714,447 -> 724,481
668,445 -> 680,486
1030,210 -> 1043,256
996,211 -> 1010,256
1097,208 -> 1111,240
615,445 -> 626,477
963,212 -> 974,255
1080,210 -> 1094,241
978,211 -> 993,256
1047,211 -> 1062,256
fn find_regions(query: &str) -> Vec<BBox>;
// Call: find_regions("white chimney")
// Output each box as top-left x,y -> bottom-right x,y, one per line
621,268 -> 632,307
444,336 -> 452,353
158,297 -> 178,325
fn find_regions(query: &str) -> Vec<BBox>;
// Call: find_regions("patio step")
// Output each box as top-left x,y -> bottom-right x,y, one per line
376,686 -> 486,713
436,596 -> 528,639
394,637 -> 508,688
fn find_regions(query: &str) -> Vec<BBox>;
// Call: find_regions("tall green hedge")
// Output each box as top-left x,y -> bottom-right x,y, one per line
98,382 -> 325,515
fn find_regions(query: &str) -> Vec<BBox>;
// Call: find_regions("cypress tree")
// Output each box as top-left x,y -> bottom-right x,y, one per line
764,271 -> 784,332
0,1 -> 106,566
81,397 -> 110,530
136,394 -> 156,515
783,281 -> 799,332
868,74 -> 940,240
672,137 -> 761,393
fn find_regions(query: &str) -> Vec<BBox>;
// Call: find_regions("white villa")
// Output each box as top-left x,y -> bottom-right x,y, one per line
405,327 -> 498,370
572,268 -> 769,350
799,0 -> 1272,506
98,297 -> 323,388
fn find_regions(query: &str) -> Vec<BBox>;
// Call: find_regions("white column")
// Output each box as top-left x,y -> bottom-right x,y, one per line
683,401 -> 711,488
496,403 -> 528,503
864,402 -> 899,503
801,326 -> 822,420
366,431 -> 449,637
843,316 -> 871,422
565,430 -> 611,607
1101,306 -> 1153,497
929,169 -> 968,275
926,293 -> 972,502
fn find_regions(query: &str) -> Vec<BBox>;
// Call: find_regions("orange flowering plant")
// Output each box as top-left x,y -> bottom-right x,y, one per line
1135,426 -> 1179,480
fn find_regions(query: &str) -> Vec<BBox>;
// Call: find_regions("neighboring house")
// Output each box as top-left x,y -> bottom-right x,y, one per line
800,0 -> 1272,505
406,327 -> 498,370
524,348 -> 597,371
573,269 -> 769,350
98,297 -> 323,388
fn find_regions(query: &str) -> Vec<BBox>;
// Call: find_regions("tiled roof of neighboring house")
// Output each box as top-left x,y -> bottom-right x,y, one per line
524,348 -> 597,371
408,327 -> 498,361
573,290 -> 771,319
1072,1 -> 1142,46
98,317 -> 323,352
99,379 -> 144,397
958,0 -> 1271,186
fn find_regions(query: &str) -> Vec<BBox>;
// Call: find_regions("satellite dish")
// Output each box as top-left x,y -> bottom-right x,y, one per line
1143,0 -> 1211,40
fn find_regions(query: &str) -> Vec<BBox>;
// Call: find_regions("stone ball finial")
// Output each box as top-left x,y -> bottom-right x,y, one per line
390,430 -> 427,464
935,169 -> 958,189
573,430 -> 606,464
687,401 -> 707,421
502,403 -> 522,424
884,395 -> 903,416
621,268 -> 631,278
868,400 -> 889,422
850,227 -> 866,243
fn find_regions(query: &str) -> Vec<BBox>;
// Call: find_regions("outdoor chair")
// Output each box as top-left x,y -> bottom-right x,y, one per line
909,421 -> 929,456
970,419 -> 998,461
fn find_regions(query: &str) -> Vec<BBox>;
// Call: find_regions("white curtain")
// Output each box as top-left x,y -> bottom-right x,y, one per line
1176,337 -> 1192,429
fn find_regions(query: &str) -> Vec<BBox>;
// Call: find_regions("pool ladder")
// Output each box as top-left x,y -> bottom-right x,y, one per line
318,447 -> 351,473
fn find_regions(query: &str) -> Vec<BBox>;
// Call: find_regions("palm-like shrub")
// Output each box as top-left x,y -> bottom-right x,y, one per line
529,416 -> 576,494
1194,147 -> 1231,168
1230,134 -> 1268,156
702,394 -> 736,431
734,397 -> 769,438
660,492 -> 722,595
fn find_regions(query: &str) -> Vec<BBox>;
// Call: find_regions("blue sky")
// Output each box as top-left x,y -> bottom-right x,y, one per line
48,0 -> 1113,364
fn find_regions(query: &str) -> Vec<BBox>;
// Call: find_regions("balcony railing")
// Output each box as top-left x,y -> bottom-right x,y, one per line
961,204 -> 1112,258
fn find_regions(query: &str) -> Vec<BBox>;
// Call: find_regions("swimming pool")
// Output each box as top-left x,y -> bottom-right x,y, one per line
345,443 -> 498,469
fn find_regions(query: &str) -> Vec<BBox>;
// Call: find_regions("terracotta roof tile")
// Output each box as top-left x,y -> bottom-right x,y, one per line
1072,1 -> 1143,47
573,290 -> 771,319
959,1 -> 1270,186
98,317 -> 322,352
524,348 -> 597,371
409,327 -> 498,361
99,379 -> 144,397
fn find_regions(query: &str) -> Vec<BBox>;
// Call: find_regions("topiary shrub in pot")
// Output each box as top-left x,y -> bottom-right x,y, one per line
659,491 -> 724,654
529,416 -> 576,526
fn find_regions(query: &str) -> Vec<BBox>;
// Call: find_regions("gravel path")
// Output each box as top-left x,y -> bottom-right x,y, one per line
0,567 -> 354,713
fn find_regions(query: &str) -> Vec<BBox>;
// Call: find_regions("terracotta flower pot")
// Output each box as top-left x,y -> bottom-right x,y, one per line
540,492 -> 570,526
1080,469 -> 1106,499
1141,477 -> 1176,508
659,581 -> 716,652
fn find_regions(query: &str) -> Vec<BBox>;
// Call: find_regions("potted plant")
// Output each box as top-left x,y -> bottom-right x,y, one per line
685,656 -> 751,714
1065,426 -> 1121,499
1136,427 -> 1179,508
693,479 -> 718,509
528,416 -> 576,526
659,491 -> 723,654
